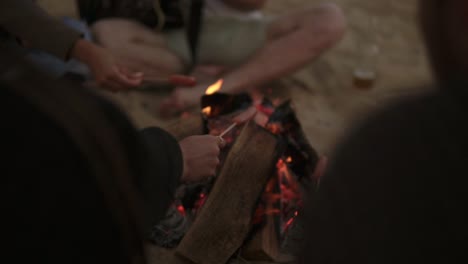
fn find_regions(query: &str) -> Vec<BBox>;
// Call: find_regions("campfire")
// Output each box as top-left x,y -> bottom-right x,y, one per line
151,80 -> 319,264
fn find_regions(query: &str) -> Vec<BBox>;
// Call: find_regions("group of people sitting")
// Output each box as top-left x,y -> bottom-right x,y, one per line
1,0 -> 467,263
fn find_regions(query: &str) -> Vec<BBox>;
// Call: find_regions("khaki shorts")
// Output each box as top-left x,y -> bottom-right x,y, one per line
165,15 -> 270,68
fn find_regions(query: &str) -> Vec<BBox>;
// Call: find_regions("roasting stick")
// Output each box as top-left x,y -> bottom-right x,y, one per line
218,123 -> 237,138
216,123 -> 237,147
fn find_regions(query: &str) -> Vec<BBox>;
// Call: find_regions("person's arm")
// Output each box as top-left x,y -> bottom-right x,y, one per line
98,95 -> 222,227
0,0 -> 143,90
0,0 -> 81,60
138,129 -> 222,226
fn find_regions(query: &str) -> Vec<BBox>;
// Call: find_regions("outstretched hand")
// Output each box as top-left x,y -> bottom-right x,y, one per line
72,39 -> 143,91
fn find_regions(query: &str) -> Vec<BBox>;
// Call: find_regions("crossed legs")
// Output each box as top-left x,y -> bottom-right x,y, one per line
92,3 -> 346,115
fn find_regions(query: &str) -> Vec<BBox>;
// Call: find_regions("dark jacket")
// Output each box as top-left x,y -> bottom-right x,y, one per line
0,51 -> 183,263
0,0 -> 81,73
301,87 -> 468,264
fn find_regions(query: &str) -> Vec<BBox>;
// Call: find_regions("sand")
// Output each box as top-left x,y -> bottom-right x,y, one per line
94,0 -> 431,157
265,0 -> 432,155
39,0 -> 432,155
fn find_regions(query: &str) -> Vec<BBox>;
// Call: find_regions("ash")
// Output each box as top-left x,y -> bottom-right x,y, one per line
149,181 -> 213,247
149,204 -> 191,248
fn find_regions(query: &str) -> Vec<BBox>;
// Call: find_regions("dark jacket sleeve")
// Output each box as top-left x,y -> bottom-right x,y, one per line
90,95 -> 184,230
0,0 -> 82,60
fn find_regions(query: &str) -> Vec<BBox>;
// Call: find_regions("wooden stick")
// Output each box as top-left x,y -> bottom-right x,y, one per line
218,123 -> 237,138
176,121 -> 282,264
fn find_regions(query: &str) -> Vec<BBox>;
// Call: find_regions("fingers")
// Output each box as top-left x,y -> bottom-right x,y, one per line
203,135 -> 222,153
179,135 -> 224,182
119,66 -> 144,80
94,67 -> 143,92
115,67 -> 143,87
216,136 -> 226,148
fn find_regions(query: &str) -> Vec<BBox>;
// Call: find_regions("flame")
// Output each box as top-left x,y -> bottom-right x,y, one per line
286,156 -> 293,163
202,106 -> 212,116
205,79 -> 223,95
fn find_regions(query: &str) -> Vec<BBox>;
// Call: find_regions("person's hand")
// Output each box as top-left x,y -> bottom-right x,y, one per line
71,39 -> 143,91
179,135 -> 225,182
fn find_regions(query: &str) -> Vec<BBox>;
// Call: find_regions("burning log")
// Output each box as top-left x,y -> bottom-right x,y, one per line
176,121 -> 282,264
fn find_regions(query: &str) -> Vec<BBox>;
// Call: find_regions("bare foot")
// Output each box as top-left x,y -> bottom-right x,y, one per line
159,84 -> 208,118
159,65 -> 226,118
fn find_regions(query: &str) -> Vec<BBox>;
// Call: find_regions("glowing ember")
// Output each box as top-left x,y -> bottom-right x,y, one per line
177,205 -> 186,216
266,123 -> 283,134
202,106 -> 212,116
255,104 -> 275,116
205,79 -> 223,95
194,192 -> 208,213
283,211 -> 299,232
275,158 -> 303,235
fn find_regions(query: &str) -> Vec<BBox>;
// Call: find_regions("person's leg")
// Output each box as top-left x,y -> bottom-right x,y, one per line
91,19 -> 186,81
228,2 -> 346,91
162,3 -> 346,113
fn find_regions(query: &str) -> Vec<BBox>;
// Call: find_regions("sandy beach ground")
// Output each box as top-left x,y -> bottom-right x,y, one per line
110,0 -> 431,158
40,0 -> 432,156
264,0 -> 432,155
